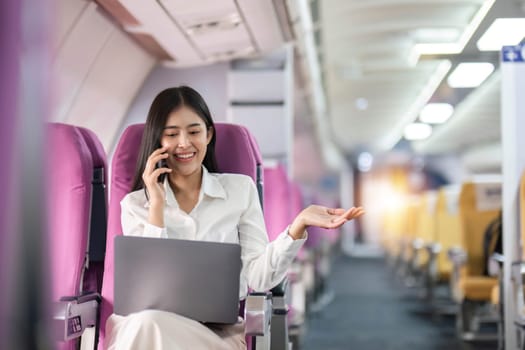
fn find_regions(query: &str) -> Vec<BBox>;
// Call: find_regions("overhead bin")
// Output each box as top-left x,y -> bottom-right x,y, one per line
95,0 -> 285,65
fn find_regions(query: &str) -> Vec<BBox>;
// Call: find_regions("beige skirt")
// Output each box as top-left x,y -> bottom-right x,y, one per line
105,310 -> 246,350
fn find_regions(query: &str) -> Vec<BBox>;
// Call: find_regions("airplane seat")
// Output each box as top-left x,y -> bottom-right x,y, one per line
98,124 -> 143,350
289,182 -> 305,254
289,181 -> 311,286
286,182 -> 308,344
98,122 -> 274,350
263,164 -> 292,242
214,123 -> 263,203
423,185 -> 462,308
397,197 -> 420,279
48,123 -> 105,349
76,126 -> 108,295
382,199 -> 408,269
449,179 -> 501,339
262,164 -> 308,347
408,191 -> 437,291
435,185 -> 462,283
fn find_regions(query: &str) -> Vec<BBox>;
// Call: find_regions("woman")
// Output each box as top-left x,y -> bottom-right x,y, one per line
106,86 -> 364,349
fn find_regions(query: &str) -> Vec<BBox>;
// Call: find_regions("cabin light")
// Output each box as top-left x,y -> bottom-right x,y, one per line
186,13 -> 242,35
357,152 -> 373,172
447,62 -> 494,88
419,103 -> 454,124
477,18 -> 525,51
404,123 -> 432,141
355,97 -> 368,111
409,28 -> 461,58
410,0 -> 494,57
411,28 -> 461,44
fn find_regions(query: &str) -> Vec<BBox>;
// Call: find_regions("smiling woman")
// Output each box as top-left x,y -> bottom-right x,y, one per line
104,86 -> 364,349
131,86 -> 219,195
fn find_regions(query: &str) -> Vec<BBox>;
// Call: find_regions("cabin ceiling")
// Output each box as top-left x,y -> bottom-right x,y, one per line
94,0 -> 524,163
314,0 -> 521,156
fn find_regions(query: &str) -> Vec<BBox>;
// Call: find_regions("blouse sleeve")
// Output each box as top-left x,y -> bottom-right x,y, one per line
238,178 -> 306,292
120,195 -> 168,238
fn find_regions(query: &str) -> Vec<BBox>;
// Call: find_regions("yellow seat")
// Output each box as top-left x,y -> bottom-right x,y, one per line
491,285 -> 499,305
455,179 -> 501,303
459,276 -> 498,301
413,191 -> 437,268
434,185 -> 462,282
450,178 -> 502,338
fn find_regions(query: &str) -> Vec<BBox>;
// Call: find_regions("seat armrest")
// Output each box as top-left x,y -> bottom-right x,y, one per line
411,238 -> 425,251
245,292 -> 272,336
270,278 -> 289,298
447,247 -> 467,301
52,291 -> 100,341
447,246 -> 467,266
270,278 -> 290,314
488,253 -> 505,276
425,242 -> 441,255
491,253 -> 505,264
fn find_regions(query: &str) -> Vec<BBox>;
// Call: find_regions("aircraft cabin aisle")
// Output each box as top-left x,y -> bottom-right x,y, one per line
2,0 -> 525,350
302,254 -> 497,350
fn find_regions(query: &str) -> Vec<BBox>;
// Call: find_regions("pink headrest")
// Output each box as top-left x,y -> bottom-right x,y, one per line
47,123 -> 93,301
263,165 -> 292,241
77,127 -> 107,172
215,123 -> 261,181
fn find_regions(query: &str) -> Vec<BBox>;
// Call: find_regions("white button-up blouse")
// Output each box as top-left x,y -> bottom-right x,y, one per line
120,166 -> 306,298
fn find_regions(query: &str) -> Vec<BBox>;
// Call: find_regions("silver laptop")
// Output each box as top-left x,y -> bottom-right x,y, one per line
114,236 -> 242,324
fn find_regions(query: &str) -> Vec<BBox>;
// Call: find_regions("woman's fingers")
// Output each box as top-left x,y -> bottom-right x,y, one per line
326,208 -> 346,216
144,147 -> 169,180
325,207 -> 365,228
328,206 -> 365,220
151,167 -> 172,179
146,148 -> 169,172
298,205 -> 365,230
342,206 -> 364,219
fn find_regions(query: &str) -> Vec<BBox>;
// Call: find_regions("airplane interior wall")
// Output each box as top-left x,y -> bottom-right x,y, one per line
52,0 -> 156,152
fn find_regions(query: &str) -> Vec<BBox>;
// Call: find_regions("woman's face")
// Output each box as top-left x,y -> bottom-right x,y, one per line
160,105 -> 213,178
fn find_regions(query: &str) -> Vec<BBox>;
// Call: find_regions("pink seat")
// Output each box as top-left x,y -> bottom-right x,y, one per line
76,126 -> 108,294
289,182 -> 306,258
98,124 -> 143,349
98,122 -> 264,349
48,123 -> 107,349
262,165 -> 307,343
214,123 -> 262,181
263,165 -> 293,241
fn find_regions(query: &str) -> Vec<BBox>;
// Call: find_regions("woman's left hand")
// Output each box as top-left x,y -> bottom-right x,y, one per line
288,205 -> 365,240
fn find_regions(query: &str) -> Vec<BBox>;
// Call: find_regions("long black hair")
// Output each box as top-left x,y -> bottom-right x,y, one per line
131,86 -> 218,192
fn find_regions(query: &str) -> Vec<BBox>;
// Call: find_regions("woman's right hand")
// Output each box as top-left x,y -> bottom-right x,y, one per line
142,146 -> 172,206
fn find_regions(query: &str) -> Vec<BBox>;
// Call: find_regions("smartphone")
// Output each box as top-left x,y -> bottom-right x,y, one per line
156,158 -> 168,183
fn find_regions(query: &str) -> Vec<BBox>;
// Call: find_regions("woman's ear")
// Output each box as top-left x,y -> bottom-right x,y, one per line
206,126 -> 214,145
